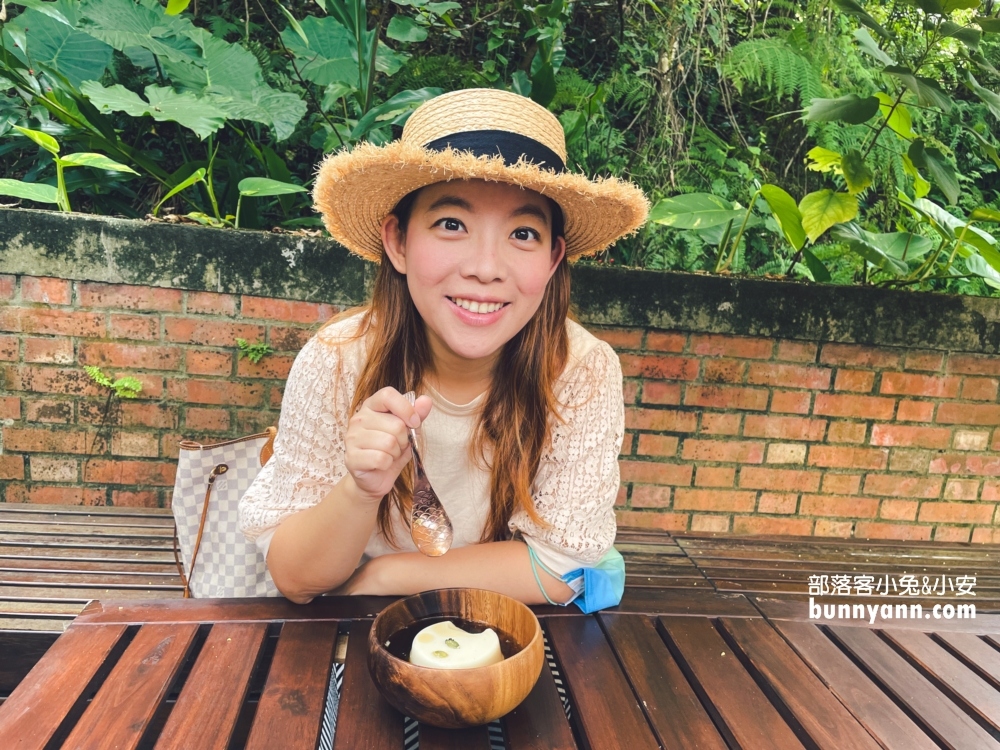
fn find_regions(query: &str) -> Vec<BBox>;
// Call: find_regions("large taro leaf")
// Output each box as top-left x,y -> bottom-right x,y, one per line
649,193 -> 747,230
940,20 -> 981,49
76,0 -> 202,66
966,254 -> 1000,289
160,27 -> 263,92
833,0 -> 893,39
386,15 -> 428,43
853,28 -> 895,66
905,0 -> 981,13
2,3 -> 113,88
805,93 -> 880,124
80,81 -> 226,139
882,66 -> 953,111
831,223 -> 911,275
908,139 -> 960,205
0,178 -> 59,203
160,28 -> 306,141
909,197 -> 1000,268
874,91 -> 916,138
966,73 -> 1000,121
205,86 -> 308,142
841,149 -> 874,194
281,15 -> 358,86
349,87 -> 443,140
759,184 -> 806,251
798,190 -> 858,242
6,0 -> 74,25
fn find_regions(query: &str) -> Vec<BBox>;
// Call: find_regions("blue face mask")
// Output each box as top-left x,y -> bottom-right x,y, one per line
563,547 -> 625,614
528,544 -> 626,614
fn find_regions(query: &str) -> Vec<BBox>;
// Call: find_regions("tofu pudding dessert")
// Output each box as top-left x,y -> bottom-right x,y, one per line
408,620 -> 503,669
382,616 -> 518,669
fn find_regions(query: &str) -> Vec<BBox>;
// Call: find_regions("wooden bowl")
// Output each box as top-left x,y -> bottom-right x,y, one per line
367,588 -> 544,728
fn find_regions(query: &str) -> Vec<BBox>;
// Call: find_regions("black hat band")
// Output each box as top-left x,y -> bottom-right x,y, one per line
423,130 -> 566,174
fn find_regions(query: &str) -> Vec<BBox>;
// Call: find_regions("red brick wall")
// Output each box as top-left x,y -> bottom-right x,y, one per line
2,274 -> 998,543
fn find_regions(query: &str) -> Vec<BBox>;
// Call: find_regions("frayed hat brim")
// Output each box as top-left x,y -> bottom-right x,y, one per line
312,140 -> 650,262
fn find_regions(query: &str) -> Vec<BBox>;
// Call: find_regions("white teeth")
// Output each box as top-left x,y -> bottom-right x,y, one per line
452,298 -> 504,313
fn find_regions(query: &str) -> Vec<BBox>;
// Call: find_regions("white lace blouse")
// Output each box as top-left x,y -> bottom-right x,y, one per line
238,311 -> 624,588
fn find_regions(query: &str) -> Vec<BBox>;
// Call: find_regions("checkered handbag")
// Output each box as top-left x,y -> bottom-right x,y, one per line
171,428 -> 280,598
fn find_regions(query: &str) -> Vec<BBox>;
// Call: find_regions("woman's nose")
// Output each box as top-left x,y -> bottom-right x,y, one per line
460,235 -> 506,282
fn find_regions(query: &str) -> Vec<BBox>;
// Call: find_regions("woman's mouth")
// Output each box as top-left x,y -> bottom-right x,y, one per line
446,296 -> 510,324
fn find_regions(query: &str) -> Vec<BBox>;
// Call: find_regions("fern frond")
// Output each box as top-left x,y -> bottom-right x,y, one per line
721,39 -> 825,103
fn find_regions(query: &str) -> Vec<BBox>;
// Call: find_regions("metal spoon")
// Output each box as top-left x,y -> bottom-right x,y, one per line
403,391 -> 453,556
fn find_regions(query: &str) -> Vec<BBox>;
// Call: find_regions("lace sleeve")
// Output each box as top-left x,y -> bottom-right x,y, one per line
509,341 -> 624,573
238,326 -> 358,542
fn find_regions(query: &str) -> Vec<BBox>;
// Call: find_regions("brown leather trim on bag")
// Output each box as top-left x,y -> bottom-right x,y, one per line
174,463 -> 228,598
260,426 -> 277,467
177,428 -> 276,452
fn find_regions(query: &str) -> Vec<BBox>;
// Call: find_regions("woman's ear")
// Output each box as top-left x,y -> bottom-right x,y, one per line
381,214 -> 407,274
548,235 -> 567,276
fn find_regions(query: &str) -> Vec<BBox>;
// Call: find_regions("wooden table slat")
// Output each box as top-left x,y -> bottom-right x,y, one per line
502,656 -> 577,749
600,613 -> 726,750
0,533 -> 173,549
75,597 -> 399,624
63,623 -> 199,750
0,623 -> 127,749
718,617 -> 881,750
879,628 -> 1000,734
615,588 -> 759,617
245,620 -> 339,750
773,621 -> 939,750
658,615 -> 807,750
331,620 -> 403,750
0,547 -> 177,562
934,632 -> 1000,686
545,616 -> 660,750
0,504 -> 174,519
154,622 -> 268,750
828,625 -> 1000,749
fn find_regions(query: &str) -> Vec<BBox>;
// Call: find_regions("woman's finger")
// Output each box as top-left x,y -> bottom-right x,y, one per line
350,427 -> 406,459
351,411 -> 411,453
348,447 -> 398,474
365,387 -> 422,427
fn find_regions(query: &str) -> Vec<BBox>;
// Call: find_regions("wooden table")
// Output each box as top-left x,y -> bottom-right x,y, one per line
3,595 -> 1000,748
2,529 -> 1000,748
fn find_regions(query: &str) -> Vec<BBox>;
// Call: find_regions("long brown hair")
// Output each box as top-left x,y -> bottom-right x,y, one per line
323,186 -> 570,546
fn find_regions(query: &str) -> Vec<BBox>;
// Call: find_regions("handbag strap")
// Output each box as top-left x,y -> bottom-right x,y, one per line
174,463 -> 228,598
171,426 -> 279,598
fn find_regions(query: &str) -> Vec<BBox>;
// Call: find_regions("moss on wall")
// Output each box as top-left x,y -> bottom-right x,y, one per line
4,208 -> 1000,354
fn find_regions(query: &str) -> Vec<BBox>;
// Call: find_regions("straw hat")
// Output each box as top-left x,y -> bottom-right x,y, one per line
312,88 -> 649,262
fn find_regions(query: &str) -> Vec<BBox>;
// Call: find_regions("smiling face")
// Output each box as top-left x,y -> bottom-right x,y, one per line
381,179 -> 566,379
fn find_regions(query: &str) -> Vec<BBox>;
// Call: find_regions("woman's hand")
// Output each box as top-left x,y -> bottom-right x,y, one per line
344,387 -> 433,503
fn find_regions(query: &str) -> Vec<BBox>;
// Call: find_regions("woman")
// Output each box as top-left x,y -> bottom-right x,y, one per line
239,88 -> 648,615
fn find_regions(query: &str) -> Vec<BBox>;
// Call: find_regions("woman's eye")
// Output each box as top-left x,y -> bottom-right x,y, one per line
513,227 -> 541,242
436,218 -> 463,231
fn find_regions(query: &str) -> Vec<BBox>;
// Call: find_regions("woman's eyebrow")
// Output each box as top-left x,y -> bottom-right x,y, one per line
510,204 -> 549,226
426,195 -> 473,212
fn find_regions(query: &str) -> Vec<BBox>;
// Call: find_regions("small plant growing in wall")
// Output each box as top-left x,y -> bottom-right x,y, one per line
84,366 -> 142,455
236,338 -> 272,364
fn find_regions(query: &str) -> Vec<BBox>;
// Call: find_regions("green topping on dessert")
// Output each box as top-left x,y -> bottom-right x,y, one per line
445,638 -> 460,649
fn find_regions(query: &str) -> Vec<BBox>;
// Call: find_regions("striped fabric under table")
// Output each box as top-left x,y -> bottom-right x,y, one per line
317,633 -> 572,749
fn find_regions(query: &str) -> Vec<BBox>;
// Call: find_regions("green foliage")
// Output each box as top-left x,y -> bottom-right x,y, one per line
236,338 -> 272,364
723,39 -> 825,103
84,365 -> 142,399
0,0 -> 998,298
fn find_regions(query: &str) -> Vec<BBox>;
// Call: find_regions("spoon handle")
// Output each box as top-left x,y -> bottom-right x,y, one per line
402,390 -> 454,556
